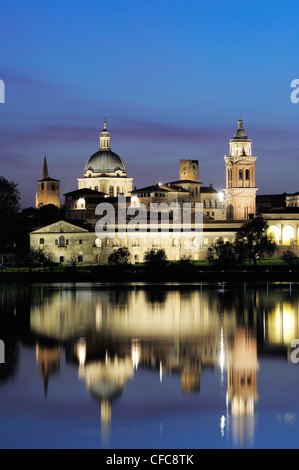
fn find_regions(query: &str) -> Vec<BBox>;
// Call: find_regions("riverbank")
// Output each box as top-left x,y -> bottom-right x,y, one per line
1,262 -> 299,284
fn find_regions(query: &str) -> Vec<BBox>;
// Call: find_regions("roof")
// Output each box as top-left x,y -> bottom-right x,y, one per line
230,118 -> 251,142
64,188 -> 106,196
30,220 -> 89,234
261,207 -> 299,214
84,149 -> 126,174
132,184 -> 188,193
38,177 -> 60,182
167,179 -> 202,185
200,186 -> 218,194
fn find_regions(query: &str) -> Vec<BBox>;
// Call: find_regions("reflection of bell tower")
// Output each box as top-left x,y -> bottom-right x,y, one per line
227,328 -> 258,415
36,343 -> 60,399
224,119 -> 258,220
35,154 -> 60,208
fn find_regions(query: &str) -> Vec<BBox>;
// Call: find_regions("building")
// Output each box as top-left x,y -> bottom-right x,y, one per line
35,155 -> 60,208
224,118 -> 258,220
33,117 -> 299,264
77,120 -> 133,197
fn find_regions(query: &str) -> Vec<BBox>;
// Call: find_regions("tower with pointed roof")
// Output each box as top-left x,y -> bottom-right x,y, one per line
224,118 -> 258,220
35,154 -> 60,208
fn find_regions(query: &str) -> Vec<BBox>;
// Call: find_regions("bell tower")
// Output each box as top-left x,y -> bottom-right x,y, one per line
35,154 -> 60,208
224,118 -> 258,220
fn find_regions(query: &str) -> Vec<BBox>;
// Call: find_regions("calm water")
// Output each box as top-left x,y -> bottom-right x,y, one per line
0,281 -> 299,449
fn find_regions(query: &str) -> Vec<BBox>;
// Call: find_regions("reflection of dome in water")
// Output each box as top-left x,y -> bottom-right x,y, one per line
84,121 -> 127,175
89,379 -> 124,402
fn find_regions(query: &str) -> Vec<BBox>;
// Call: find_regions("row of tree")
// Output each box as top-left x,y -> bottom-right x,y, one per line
206,217 -> 277,270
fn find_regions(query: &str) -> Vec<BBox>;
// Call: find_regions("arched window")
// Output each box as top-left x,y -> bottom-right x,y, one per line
245,169 -> 250,180
116,186 -> 120,196
59,236 -> 65,247
109,186 -> 114,197
239,169 -> 243,181
94,238 -> 102,248
95,186 -> 98,191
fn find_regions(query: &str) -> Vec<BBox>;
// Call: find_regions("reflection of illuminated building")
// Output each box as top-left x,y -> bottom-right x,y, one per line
265,301 -> 299,359
78,354 -> 134,430
227,328 -> 258,416
30,285 -> 263,446
226,328 -> 258,447
36,343 -> 60,399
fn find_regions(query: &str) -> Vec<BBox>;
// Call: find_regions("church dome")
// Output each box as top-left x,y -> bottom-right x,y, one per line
84,120 -> 127,175
84,150 -> 126,174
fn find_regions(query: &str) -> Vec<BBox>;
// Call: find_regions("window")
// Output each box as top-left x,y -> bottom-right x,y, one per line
109,186 -> 114,197
59,235 -> 65,247
59,256 -> 64,263
116,186 -> 120,196
55,239 -> 58,245
39,238 -> 44,244
95,238 -> 101,248
246,169 -> 250,180
51,184 -> 56,191
95,186 -> 98,191
78,255 -> 83,262
41,182 -> 44,191
79,239 -> 82,245
239,169 -> 243,180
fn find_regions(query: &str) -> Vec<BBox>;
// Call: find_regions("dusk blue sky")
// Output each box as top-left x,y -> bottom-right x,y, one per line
1,0 -> 299,208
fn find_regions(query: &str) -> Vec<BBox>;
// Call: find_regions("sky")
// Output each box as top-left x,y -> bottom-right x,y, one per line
1,0 -> 299,208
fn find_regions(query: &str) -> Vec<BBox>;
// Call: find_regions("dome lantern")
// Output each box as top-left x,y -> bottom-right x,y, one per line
99,119 -> 111,151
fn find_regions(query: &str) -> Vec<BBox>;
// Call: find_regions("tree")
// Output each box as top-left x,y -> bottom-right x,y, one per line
234,217 -> 276,268
206,238 -> 239,270
108,247 -> 131,266
282,248 -> 298,269
144,248 -> 168,266
16,247 -> 54,271
0,177 -> 21,220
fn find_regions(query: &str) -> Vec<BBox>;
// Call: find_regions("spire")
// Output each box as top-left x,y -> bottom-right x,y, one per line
238,117 -> 243,130
103,118 -> 106,130
42,153 -> 49,180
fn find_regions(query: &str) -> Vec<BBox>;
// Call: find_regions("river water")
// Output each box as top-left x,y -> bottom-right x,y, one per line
0,281 -> 299,449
